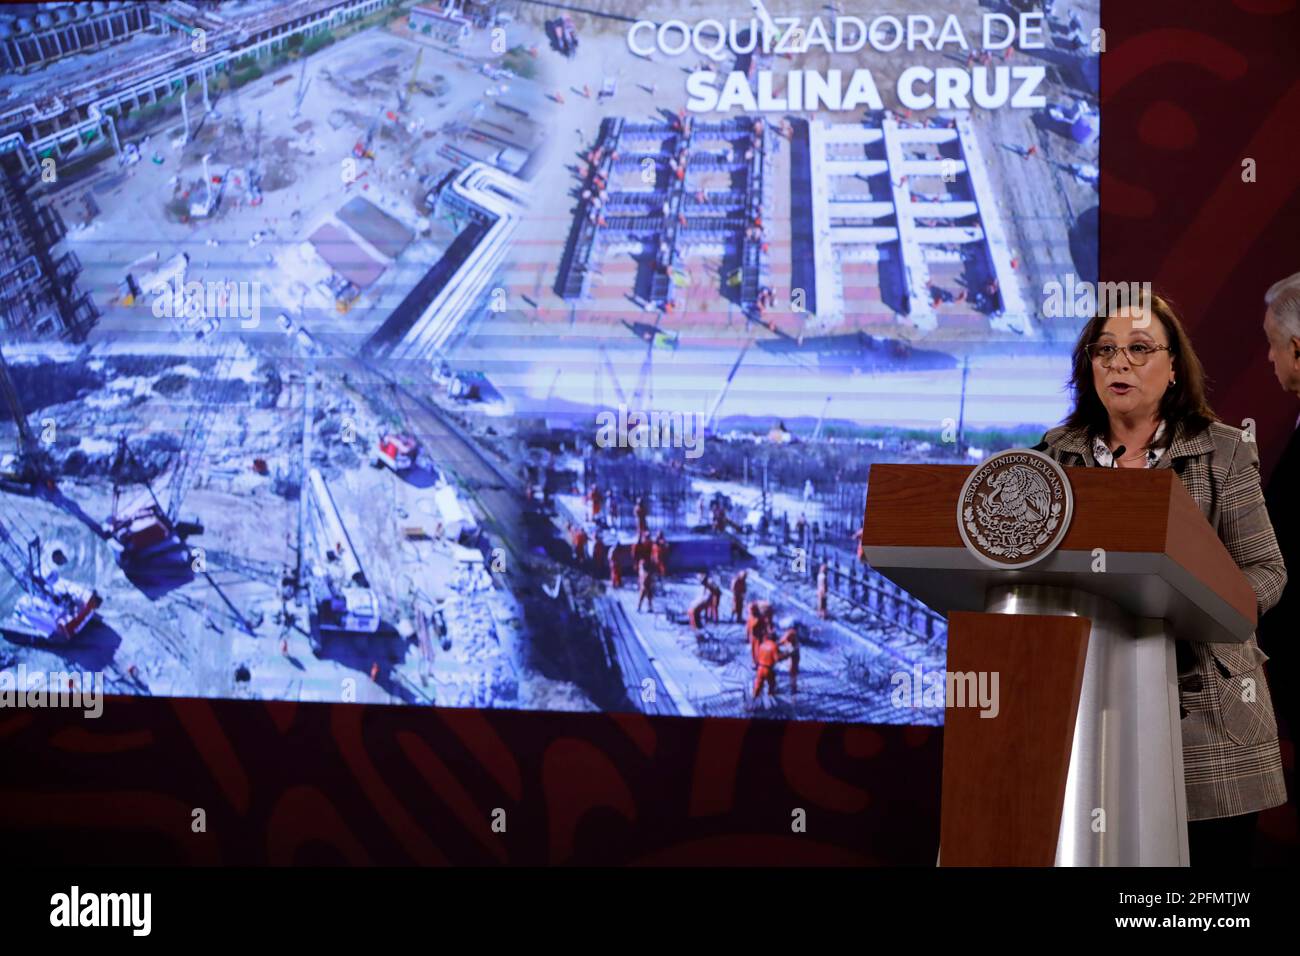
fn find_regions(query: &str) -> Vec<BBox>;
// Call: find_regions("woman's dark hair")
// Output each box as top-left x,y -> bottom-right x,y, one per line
1064,289 -> 1218,441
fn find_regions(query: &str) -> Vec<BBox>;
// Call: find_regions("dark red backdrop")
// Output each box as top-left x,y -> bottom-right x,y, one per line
4,0 -> 1298,865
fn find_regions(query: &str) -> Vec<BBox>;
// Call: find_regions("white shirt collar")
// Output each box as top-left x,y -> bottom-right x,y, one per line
1092,420 -> 1167,468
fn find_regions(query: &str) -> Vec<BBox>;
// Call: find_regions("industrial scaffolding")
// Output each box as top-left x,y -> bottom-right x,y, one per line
0,157 -> 97,340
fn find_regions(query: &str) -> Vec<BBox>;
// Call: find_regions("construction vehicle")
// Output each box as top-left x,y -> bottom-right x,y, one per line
321,273 -> 360,313
413,594 -> 450,655
104,434 -> 200,566
304,468 -> 380,634
374,433 -> 419,472
132,251 -> 188,300
547,16 -> 579,58
435,484 -> 479,544
352,105 -> 389,161
335,284 -> 361,313
442,368 -> 483,402
118,274 -> 143,306
1070,162 -> 1100,186
188,154 -> 224,219
0,344 -> 54,491
1047,98 -> 1099,144
0,530 -> 102,644
106,486 -> 179,560
652,329 -> 679,350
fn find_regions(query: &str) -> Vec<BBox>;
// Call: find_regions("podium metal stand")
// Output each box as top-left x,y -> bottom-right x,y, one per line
861,464 -> 1257,866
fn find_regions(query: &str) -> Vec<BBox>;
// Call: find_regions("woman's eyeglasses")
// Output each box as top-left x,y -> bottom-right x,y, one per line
1086,343 -> 1171,367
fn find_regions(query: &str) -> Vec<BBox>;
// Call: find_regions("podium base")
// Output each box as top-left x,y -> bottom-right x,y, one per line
985,584 -> 1189,867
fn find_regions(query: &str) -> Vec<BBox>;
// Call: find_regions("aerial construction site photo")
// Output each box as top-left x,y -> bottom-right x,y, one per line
0,0 -> 1098,721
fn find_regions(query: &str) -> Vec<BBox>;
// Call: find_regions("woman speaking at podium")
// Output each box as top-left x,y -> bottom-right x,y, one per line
1033,291 -> 1288,866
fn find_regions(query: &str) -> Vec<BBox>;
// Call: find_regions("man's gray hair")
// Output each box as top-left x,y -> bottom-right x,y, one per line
1265,271 -> 1300,340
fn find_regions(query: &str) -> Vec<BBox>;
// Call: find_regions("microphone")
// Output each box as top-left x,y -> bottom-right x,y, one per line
1111,445 -> 1126,468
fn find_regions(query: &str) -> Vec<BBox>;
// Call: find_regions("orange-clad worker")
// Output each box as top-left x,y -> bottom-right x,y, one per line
637,559 -> 655,612
592,536 -> 607,576
711,498 -> 729,533
633,532 -> 652,569
572,525 -> 589,567
608,545 -> 622,588
652,530 -> 668,576
705,574 -> 722,623
746,601 -> 768,658
816,562 -> 829,619
635,495 -> 649,536
688,572 -> 712,630
587,483 -> 604,519
779,623 -> 801,694
752,632 -> 783,700
731,570 -> 747,622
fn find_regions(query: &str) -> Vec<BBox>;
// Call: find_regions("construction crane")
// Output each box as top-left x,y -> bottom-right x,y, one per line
0,344 -> 53,489
630,335 -> 656,411
0,523 -> 101,643
811,395 -> 832,441
104,433 -> 190,565
164,340 -> 237,525
398,48 -> 424,112
291,51 -> 311,118
304,468 -> 381,634
597,345 -> 628,408
227,56 -> 245,135
543,368 -> 562,410
296,357 -> 316,602
104,327 -> 227,568
704,340 -> 752,434
248,109 -> 263,206
747,0 -> 785,50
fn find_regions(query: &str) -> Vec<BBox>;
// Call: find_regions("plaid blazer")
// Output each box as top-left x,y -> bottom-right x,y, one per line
1036,419 -> 1288,821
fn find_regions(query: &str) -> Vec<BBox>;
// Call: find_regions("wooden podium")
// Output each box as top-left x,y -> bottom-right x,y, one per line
860,463 -> 1258,867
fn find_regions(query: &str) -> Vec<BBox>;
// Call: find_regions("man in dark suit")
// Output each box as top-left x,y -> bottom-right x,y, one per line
1260,272 -> 1300,827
